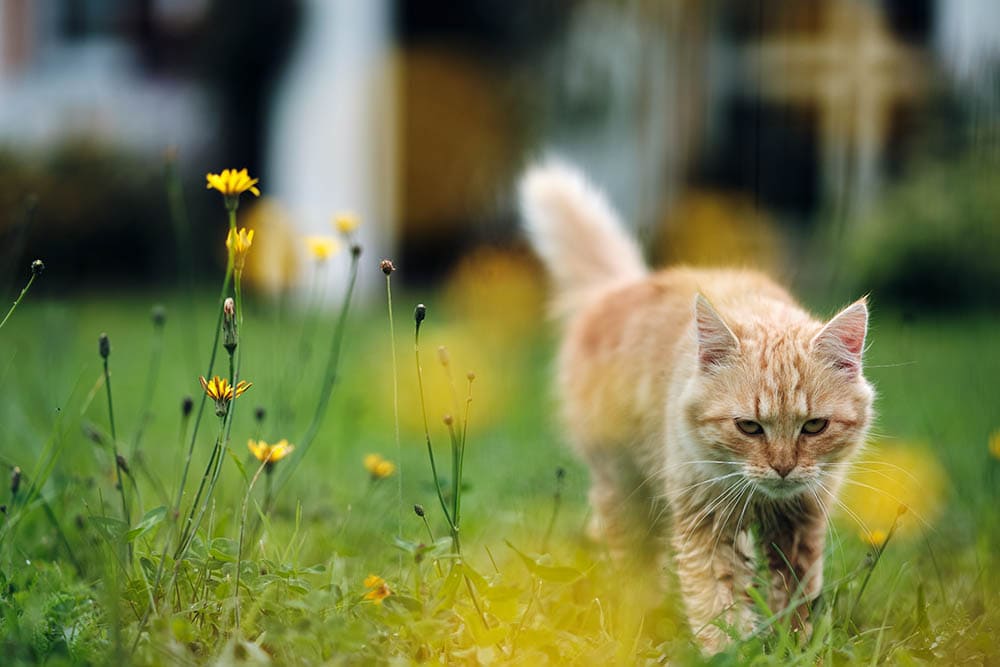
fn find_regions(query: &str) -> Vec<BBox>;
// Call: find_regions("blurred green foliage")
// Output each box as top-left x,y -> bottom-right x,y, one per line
845,150 -> 1000,310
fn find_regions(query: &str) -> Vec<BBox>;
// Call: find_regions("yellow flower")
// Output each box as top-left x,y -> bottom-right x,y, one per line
989,430 -> 1000,460
226,227 -> 255,271
305,235 -> 340,262
864,529 -> 887,548
199,375 -> 252,417
332,212 -> 359,235
206,168 -> 261,199
248,439 -> 295,467
363,574 -> 391,604
363,453 -> 396,480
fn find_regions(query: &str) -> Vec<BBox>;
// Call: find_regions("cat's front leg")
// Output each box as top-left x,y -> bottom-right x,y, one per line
671,512 -> 756,652
760,498 -> 826,636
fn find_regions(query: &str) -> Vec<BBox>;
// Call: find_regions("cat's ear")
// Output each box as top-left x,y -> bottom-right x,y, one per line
695,294 -> 739,370
812,297 -> 868,374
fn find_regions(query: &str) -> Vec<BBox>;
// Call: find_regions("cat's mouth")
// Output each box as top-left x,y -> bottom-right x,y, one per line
753,477 -> 810,499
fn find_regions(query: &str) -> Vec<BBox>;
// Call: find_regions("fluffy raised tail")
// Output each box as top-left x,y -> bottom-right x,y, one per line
519,161 -> 647,317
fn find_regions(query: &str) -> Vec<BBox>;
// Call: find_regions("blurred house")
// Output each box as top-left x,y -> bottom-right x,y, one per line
0,0 -> 213,157
1,0 -> 998,287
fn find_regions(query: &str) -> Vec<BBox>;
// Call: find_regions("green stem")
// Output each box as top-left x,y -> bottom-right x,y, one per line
413,319 -> 457,548
385,274 -> 403,546
272,249 -> 361,497
103,357 -> 132,533
235,459 -> 268,629
0,271 -> 37,331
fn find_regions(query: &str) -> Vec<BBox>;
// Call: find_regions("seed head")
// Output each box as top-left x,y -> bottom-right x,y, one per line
413,504 -> 425,517
30,259 -> 44,276
151,304 -> 167,328
181,395 -> 194,417
254,406 -> 266,423
116,454 -> 130,475
351,244 -> 362,259
98,333 -> 110,360
11,466 -> 21,497
380,259 -> 395,275
414,304 -> 426,325
443,414 -> 454,427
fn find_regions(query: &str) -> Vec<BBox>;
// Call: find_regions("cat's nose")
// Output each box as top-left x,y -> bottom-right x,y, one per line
771,463 -> 795,478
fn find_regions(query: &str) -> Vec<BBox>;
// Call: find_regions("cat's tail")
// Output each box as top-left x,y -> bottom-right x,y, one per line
519,160 -> 647,318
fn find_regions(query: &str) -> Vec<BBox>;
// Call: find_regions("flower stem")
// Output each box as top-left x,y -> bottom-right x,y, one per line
385,273 -> 403,550
234,459 -> 268,629
272,248 -> 361,498
0,268 -> 39,331
413,314 -> 458,553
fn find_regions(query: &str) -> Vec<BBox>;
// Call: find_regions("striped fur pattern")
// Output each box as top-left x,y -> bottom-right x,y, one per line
520,161 -> 874,652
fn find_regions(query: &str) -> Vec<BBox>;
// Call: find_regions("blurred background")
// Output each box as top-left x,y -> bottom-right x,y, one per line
1,0 -> 998,310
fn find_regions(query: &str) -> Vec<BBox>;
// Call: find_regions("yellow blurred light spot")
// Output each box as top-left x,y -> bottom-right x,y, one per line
332,212 -> 360,235
840,442 -> 946,544
363,453 -> 396,480
239,198 -> 300,294
304,235 -> 340,262
989,430 -> 1000,460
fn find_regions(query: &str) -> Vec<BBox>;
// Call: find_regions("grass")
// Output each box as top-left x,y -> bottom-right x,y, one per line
0,275 -> 998,665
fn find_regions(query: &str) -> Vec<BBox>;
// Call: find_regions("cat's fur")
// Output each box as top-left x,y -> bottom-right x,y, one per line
520,162 -> 874,651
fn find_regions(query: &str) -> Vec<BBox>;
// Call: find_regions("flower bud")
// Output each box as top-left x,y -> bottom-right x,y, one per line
181,395 -> 194,417
98,333 -> 110,359
414,304 -> 426,325
413,504 -> 425,517
437,346 -> 450,367
116,454 -> 130,475
351,244 -> 362,259
30,259 -> 44,276
443,414 -> 454,427
223,298 -> 238,354
380,259 -> 395,275
254,406 -> 266,423
466,372 -> 476,382
11,466 -> 21,497
151,304 -> 167,328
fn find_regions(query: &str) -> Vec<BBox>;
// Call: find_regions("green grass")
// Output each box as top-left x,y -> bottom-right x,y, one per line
0,287 -> 998,665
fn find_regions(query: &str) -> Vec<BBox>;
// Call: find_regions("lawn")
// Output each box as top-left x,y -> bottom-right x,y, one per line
0,266 -> 998,664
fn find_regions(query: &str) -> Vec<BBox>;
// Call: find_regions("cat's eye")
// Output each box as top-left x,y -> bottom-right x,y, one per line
801,418 -> 829,435
735,419 -> 764,436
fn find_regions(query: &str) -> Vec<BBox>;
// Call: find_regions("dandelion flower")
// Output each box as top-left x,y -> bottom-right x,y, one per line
989,430 -> 1000,460
206,168 -> 261,199
332,212 -> 359,235
200,375 -> 252,417
364,453 -> 396,480
363,574 -> 391,604
226,227 -> 255,271
248,439 -> 295,469
305,236 -> 340,262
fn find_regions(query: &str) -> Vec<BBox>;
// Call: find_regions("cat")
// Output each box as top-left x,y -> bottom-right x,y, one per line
519,161 -> 874,652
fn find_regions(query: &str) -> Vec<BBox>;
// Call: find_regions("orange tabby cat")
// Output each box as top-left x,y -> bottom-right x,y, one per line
519,162 -> 873,651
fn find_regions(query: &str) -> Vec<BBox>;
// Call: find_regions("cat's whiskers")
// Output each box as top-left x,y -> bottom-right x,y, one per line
837,478 -> 932,529
813,477 -> 873,538
820,459 -> 923,485
708,480 -> 754,566
676,479 -> 750,554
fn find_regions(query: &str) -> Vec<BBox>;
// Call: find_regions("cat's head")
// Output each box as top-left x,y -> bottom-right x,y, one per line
685,295 -> 874,499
